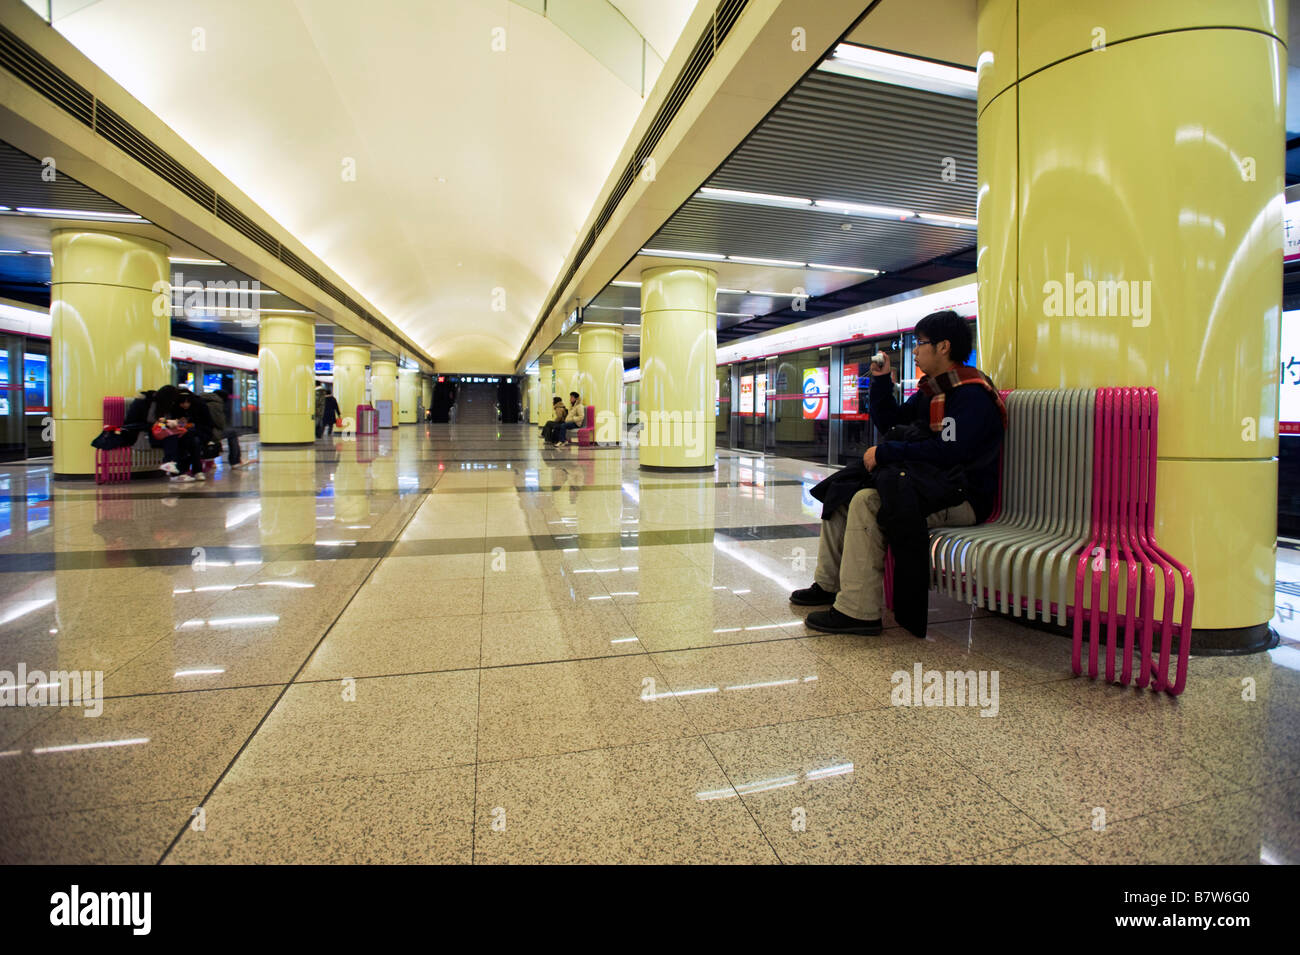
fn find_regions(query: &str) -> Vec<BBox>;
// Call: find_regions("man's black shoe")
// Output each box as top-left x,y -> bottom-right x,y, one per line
789,582 -> 836,606
805,607 -> 883,636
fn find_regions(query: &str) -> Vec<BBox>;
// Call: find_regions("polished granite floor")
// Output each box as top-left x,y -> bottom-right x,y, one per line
1,391 -> 1298,864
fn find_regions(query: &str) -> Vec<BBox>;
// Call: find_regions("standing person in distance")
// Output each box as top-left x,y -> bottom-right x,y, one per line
321,386 -> 341,438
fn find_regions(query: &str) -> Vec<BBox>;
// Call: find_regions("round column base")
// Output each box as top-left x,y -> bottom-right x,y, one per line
639,463 -> 717,473
1189,624 -> 1278,656
1000,615 -> 1279,656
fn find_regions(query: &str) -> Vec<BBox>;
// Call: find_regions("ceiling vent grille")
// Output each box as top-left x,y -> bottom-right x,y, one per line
214,195 -> 279,258
0,23 -> 93,127
96,102 -> 217,212
0,22 -> 432,366
531,0 -> 749,351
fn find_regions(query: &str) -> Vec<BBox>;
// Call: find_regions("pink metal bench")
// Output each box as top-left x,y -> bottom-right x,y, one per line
890,386 -> 1195,695
94,395 -> 164,485
576,405 -> 596,446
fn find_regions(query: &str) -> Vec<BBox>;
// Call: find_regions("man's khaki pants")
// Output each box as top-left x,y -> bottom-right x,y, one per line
814,488 -> 976,621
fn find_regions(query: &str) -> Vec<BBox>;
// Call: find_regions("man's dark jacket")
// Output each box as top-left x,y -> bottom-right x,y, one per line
810,369 -> 1004,636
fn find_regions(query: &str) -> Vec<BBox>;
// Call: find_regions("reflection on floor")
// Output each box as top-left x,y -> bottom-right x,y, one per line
0,417 -> 1297,864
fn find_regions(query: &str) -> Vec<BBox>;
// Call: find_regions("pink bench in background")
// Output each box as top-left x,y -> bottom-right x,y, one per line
576,405 -> 596,446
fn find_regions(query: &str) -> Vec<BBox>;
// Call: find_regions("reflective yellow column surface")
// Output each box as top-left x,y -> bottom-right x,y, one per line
371,359 -> 398,427
51,230 -> 170,476
258,314 -> 315,444
552,353 -> 579,404
977,0 -> 1285,640
398,368 -> 419,424
578,325 -> 624,443
639,266 -> 717,469
333,345 -> 369,427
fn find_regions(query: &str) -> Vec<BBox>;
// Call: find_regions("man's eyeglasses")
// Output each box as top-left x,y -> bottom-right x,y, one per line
914,338 -> 932,347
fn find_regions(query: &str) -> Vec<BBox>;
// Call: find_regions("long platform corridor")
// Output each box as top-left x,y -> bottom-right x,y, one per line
2,407 -> 1298,864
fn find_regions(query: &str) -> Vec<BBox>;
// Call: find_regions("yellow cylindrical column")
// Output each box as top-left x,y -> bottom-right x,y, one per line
50,230 -> 170,477
639,266 -> 716,470
258,313 -> 315,444
977,0 -> 1285,647
579,324 -> 624,444
371,359 -> 397,428
530,373 -> 543,425
398,368 -> 419,424
552,352 -> 579,404
421,376 -> 432,418
333,344 -> 368,430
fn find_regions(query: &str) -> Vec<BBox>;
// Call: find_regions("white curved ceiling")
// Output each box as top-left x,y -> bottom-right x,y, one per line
48,0 -> 700,371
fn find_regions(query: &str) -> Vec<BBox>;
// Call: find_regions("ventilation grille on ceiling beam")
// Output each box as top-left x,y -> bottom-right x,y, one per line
97,102 -> 217,211
0,22 -> 427,365
531,0 -> 748,353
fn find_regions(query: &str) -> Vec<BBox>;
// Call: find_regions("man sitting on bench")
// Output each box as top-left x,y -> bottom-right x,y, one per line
790,310 -> 1006,636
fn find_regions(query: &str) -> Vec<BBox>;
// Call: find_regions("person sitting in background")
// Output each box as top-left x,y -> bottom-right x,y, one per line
554,391 -> 585,446
170,389 -> 215,481
202,389 -> 244,468
151,385 -> 198,481
541,397 -> 566,443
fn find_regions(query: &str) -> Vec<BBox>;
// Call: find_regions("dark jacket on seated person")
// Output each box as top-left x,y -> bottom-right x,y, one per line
811,371 -> 1004,523
868,372 -> 1003,522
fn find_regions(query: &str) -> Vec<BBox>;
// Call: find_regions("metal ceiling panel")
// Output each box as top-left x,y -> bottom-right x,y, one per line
0,139 -> 132,214
652,198 -> 974,271
706,71 -> 977,215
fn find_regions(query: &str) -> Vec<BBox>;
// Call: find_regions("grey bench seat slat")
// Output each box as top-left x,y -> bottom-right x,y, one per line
928,388 -> 1095,625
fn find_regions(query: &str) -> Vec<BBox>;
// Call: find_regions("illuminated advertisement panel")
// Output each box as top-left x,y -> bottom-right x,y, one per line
802,367 -> 829,420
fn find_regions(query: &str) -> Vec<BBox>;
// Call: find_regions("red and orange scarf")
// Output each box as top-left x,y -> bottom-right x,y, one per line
917,365 -> 1007,432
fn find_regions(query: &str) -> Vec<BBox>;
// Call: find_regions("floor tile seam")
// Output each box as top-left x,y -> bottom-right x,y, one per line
152,474 -> 441,865
938,757 -> 1064,839
641,628 -> 851,659
474,729 -> 714,770
190,758 -> 484,799
0,631 -> 204,748
1181,752 -> 1295,798
1,793 -> 205,823
90,679 -> 295,703
1042,787 -> 1249,840
691,726 -> 787,864
946,745 -> 1246,837
952,833 -> 1084,864
473,665 -> 483,867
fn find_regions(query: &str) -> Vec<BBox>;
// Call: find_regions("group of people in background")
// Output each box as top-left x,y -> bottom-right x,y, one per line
540,391 -> 585,446
123,384 -> 246,483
